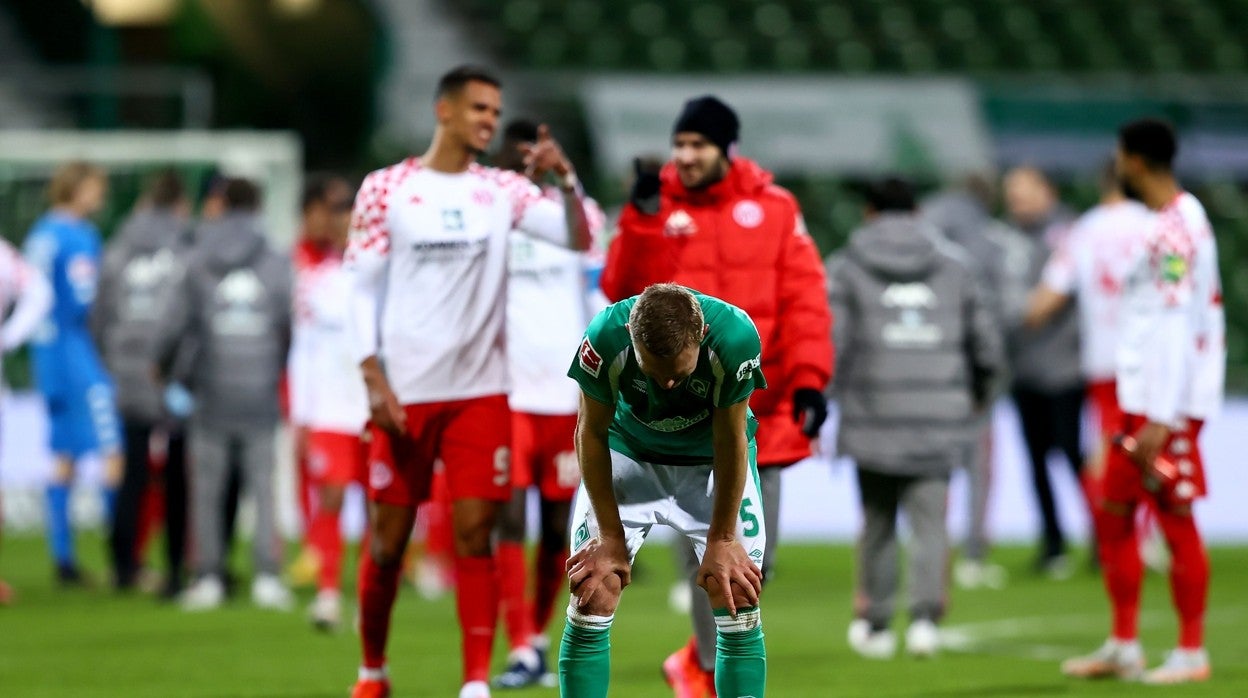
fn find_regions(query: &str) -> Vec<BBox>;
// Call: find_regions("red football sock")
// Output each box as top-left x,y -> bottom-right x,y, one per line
1097,505 -> 1142,641
357,549 -> 401,669
314,508 -> 343,591
496,540 -> 532,650
533,544 -> 568,636
456,555 -> 499,683
1156,508 -> 1209,649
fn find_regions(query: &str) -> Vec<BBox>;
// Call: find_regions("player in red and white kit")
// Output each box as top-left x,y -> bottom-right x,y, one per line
1025,162 -> 1153,519
1062,119 -> 1224,685
345,66 -> 591,698
287,174 -> 367,630
488,119 -> 608,689
0,238 -> 52,604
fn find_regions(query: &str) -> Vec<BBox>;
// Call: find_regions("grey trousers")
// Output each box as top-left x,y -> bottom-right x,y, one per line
855,467 -> 950,628
189,422 -> 280,578
961,419 -> 994,562
680,464 -> 782,671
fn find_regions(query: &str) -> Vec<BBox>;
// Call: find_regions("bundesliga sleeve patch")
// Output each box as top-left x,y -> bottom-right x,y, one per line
578,337 -> 603,378
1161,253 -> 1189,283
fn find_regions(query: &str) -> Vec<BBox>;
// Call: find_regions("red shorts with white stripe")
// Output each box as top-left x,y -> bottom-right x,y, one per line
365,395 -> 512,507
1104,413 -> 1206,510
306,431 -> 367,487
511,412 -> 580,501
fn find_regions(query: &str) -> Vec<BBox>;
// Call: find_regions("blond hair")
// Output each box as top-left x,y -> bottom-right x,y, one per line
47,161 -> 105,206
628,283 -> 704,358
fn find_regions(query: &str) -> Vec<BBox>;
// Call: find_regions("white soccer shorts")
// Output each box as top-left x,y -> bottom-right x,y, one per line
568,441 -> 766,568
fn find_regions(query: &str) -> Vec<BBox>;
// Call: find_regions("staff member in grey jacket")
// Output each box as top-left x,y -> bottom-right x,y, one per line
826,177 -> 1003,660
153,178 -> 294,612
1002,166 -> 1085,578
94,170 -> 193,594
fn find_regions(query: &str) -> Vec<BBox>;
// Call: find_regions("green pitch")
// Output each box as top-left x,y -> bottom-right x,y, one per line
1,532 -> 1245,696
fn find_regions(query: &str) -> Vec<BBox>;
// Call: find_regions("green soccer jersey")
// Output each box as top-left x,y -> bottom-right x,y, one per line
567,290 -> 767,466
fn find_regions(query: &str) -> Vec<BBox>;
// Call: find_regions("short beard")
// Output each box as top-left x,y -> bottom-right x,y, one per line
684,157 -> 730,190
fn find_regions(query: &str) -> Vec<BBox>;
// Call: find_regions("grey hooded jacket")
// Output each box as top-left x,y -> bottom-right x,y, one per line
825,213 -> 1005,476
921,191 -> 1033,340
93,208 -> 192,422
155,212 -> 292,432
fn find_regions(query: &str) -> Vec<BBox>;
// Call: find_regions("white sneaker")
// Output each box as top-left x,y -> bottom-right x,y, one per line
953,559 -> 1008,590
905,619 -> 940,658
251,574 -> 294,611
458,679 -> 490,698
848,618 -> 896,659
1142,648 -> 1211,684
1061,638 -> 1144,680
309,588 -> 341,630
180,575 -> 224,612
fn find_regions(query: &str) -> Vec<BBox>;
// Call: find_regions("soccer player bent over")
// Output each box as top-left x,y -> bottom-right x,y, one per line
1061,118 -> 1224,685
345,65 -> 590,698
560,284 -> 768,698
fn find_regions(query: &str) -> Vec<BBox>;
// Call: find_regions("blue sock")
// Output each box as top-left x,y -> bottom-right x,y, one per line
45,484 -> 74,566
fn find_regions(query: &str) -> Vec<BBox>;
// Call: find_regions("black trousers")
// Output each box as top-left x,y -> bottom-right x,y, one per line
108,420 -> 188,589
1012,385 -> 1085,559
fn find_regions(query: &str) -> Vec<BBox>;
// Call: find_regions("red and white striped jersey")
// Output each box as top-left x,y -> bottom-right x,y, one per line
345,157 -> 579,404
288,241 -> 369,434
1116,192 -> 1225,426
1041,200 -> 1153,381
506,187 -> 607,415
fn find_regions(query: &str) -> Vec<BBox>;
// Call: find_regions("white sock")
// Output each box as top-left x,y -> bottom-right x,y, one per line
1177,647 -> 1208,663
1113,638 -> 1143,659
458,680 -> 490,698
358,665 -> 387,681
530,633 -> 550,652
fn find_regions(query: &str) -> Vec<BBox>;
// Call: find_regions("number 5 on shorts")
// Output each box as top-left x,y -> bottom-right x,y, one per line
739,497 -> 760,537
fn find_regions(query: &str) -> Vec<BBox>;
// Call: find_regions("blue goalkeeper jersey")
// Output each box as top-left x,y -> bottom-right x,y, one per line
24,211 -> 111,401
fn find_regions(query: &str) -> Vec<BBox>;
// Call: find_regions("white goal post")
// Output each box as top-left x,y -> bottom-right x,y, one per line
0,130 -> 303,248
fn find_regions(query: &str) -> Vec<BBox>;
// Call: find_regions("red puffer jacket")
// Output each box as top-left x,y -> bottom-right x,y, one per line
601,157 -> 833,466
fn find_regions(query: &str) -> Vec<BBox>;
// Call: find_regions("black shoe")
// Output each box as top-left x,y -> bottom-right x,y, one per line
113,566 -> 139,592
158,571 -> 185,601
221,570 -> 238,598
56,563 -> 91,588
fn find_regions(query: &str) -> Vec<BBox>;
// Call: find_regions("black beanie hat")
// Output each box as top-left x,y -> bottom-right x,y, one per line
672,95 -> 739,159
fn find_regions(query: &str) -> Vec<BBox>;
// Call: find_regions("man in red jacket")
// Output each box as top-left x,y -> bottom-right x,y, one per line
601,95 -> 833,697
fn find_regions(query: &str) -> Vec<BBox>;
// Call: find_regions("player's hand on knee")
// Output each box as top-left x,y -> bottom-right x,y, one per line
697,538 -> 763,618
567,536 -> 630,614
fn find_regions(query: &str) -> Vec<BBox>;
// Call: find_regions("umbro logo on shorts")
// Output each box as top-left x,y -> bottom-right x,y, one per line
369,461 -> 393,490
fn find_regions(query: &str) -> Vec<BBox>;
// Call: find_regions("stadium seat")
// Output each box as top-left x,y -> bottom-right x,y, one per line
628,2 -> 667,39
647,36 -> 687,72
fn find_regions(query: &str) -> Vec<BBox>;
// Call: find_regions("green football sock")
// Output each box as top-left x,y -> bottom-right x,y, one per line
714,607 -> 767,698
558,616 -> 612,698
